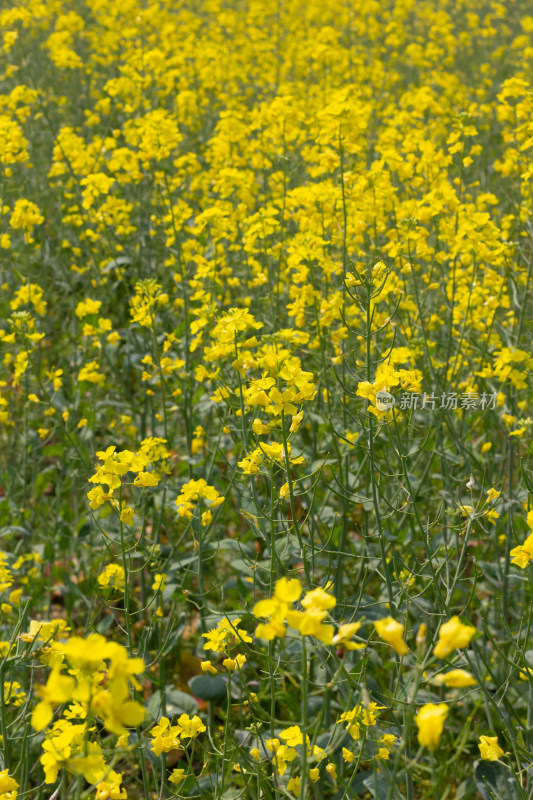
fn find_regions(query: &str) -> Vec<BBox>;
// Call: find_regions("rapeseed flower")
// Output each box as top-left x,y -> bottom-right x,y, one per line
478,736 -> 504,761
98,564 -> 125,593
415,704 -> 449,749
202,617 -> 252,653
510,511 -> 533,567
432,669 -> 476,687
433,617 -> 476,658
375,617 -> 409,655
0,770 -> 18,800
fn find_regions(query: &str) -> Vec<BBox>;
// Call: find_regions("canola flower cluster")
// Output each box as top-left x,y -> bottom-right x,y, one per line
27,632 -> 144,790
0,0 -> 532,797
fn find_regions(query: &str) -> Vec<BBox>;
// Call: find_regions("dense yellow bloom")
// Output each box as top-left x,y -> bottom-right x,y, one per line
32,667 -> 76,731
40,720 -> 107,784
94,771 -> 127,800
0,0 -> 531,794
10,284 -> 47,315
274,744 -> 297,776
337,702 -> 385,740
254,579 -> 338,643
253,577 -> 302,640
175,713 -> 207,739
175,478 -> 224,518
202,617 -> 252,653
32,635 -> 145,736
98,564 -> 125,592
78,361 -> 105,386
75,298 -> 102,318
0,114 -> 29,165
150,717 -> 182,757
3,681 -> 25,707
252,418 -> 270,435
21,618 -> 70,643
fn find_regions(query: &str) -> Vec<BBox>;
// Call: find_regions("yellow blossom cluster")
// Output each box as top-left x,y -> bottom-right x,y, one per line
0,0 -> 531,795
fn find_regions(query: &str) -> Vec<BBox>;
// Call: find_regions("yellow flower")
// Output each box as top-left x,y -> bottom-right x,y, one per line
478,736 -> 504,761
309,767 -> 320,782
175,478 -> 224,519
78,360 -> 105,385
325,763 -> 337,780
374,617 -> 409,655
133,471 -> 159,487
433,617 -> 476,658
279,725 -> 304,747
151,573 -> 167,593
169,769 -> 187,784
175,713 -> 206,739
75,298 -> 102,318
510,532 -> 533,569
223,654 -> 246,671
301,587 -> 336,611
10,199 -> 44,234
95,770 -> 127,800
415,704 -> 449,750
274,744 -> 297,775
332,621 -> 364,650
98,564 -> 125,593
150,717 -> 182,756
31,666 -> 76,731
120,507 -> 134,525
0,769 -> 19,800
265,738 -> 279,752
287,777 -> 301,794
275,577 -> 303,603
416,623 -> 427,648
252,418 -> 270,435
432,669 -> 476,687
202,617 -> 252,653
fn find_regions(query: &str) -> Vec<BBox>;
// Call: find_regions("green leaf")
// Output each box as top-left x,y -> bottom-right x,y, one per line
474,760 -> 520,800
166,689 -> 199,717
188,674 -> 227,702
363,771 -> 402,799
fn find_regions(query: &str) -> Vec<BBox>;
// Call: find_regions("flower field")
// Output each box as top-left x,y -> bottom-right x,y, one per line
1,0 -> 533,797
